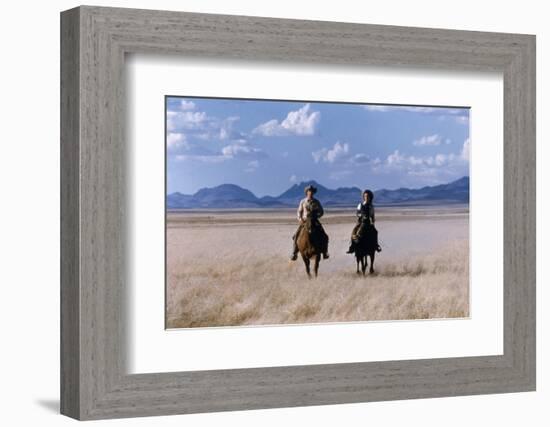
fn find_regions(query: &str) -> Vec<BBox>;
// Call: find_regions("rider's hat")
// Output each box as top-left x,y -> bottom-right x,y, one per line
304,184 -> 318,194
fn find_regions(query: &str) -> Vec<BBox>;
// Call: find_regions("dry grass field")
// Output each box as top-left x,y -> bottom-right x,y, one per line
166,206 -> 469,328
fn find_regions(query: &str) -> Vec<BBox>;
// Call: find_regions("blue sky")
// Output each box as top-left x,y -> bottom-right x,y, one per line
166,97 -> 470,196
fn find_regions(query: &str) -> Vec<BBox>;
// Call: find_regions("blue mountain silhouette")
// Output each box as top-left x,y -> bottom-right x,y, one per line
167,176 -> 469,209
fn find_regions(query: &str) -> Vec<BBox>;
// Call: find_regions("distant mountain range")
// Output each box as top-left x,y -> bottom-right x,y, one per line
167,176 -> 469,209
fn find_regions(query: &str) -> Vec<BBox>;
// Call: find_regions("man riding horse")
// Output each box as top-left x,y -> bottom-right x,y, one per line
290,184 -> 330,261
346,189 -> 382,254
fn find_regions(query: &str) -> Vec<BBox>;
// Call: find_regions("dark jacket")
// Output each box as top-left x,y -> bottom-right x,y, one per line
356,202 -> 375,224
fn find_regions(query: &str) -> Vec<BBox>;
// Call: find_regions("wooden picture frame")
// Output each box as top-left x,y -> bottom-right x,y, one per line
60,5 -> 536,420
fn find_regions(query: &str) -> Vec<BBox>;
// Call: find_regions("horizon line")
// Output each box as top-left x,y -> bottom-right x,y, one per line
168,175 -> 470,198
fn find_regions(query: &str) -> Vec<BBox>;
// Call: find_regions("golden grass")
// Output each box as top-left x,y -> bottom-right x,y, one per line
166,233 -> 469,328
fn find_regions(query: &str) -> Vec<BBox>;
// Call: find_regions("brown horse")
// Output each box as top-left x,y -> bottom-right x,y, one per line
296,216 -> 328,278
355,224 -> 377,275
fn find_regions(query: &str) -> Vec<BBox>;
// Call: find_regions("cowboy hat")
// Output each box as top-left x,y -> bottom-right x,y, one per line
304,184 -> 318,194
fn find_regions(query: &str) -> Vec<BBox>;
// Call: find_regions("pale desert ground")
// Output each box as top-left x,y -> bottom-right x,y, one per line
166,205 -> 469,328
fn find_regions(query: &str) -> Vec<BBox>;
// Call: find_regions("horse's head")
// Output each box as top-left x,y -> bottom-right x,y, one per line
304,215 -> 320,234
303,216 -> 312,234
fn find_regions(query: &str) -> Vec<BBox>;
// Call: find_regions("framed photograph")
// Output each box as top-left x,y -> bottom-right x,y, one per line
61,6 -> 536,420
164,96 -> 471,329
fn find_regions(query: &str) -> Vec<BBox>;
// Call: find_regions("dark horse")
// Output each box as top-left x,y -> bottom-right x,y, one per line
296,216 -> 328,278
354,224 -> 377,275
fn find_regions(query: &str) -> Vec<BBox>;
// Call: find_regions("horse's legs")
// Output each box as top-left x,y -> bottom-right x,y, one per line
314,254 -> 320,278
356,256 -> 361,274
302,254 -> 311,278
369,252 -> 375,274
362,255 -> 367,276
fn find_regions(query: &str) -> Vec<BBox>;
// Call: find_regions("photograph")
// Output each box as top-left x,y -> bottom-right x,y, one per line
165,97 -> 470,328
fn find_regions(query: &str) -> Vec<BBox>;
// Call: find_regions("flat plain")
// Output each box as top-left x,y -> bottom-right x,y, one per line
166,205 -> 469,328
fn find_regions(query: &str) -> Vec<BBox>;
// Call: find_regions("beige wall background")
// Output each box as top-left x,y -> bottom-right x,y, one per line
0,0 -> 546,425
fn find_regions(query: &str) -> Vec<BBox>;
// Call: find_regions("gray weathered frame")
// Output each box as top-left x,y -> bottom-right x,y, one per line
60,5 -> 536,420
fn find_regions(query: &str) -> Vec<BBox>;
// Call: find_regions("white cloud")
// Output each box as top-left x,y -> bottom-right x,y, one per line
361,105 -> 391,112
312,151 -> 321,163
172,139 -> 266,163
253,119 -> 279,136
167,110 -> 207,131
221,142 -> 267,160
167,105 -> 248,144
218,116 -> 246,141
413,134 -> 442,146
178,100 -> 196,111
174,154 -> 227,163
387,150 -> 433,168
372,141 -> 470,181
434,153 -> 450,166
281,104 -> 320,135
310,142 -> 370,173
169,99 -> 196,111
312,141 -> 349,163
362,105 -> 469,119
253,104 -> 320,136
402,106 -> 438,113
167,132 -> 187,151
362,105 -> 438,113
407,155 -> 429,166
437,113 -> 469,125
386,149 -> 405,165
289,174 -> 297,183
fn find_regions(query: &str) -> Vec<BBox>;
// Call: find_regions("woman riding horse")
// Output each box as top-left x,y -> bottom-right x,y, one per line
346,189 -> 382,254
